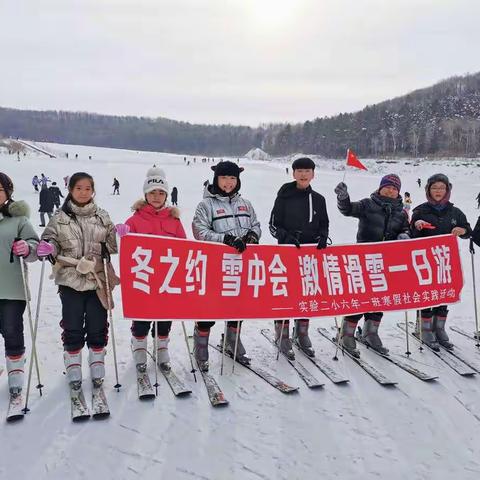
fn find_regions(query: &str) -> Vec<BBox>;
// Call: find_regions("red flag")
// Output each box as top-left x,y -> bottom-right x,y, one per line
346,149 -> 367,171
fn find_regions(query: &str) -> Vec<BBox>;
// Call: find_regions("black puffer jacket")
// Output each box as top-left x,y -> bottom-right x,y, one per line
338,192 -> 409,243
269,181 -> 329,245
410,202 -> 471,239
473,216 -> 480,247
39,188 -> 54,213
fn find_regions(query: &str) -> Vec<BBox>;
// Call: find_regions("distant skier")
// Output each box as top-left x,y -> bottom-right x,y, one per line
38,184 -> 54,227
39,173 -> 51,188
403,191 -> 412,217
49,182 -> 64,210
285,167 -> 289,174
63,175 -> 70,189
417,178 -> 421,188
171,186 -> 178,205
112,178 -> 120,195
0,172 -> 39,410
32,175 -> 39,192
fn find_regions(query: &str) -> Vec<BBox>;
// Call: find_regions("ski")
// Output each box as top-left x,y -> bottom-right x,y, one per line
450,325 -> 480,342
199,368 -> 229,407
6,391 -> 24,422
70,384 -> 90,422
260,329 -> 324,388
355,335 -> 438,382
317,328 -> 397,386
397,322 -> 476,376
211,343 -> 299,394
137,368 -> 155,400
161,368 -> 192,397
92,383 -> 110,419
293,335 -> 350,385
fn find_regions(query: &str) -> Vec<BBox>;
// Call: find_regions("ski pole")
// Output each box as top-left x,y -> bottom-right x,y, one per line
18,255 -> 43,395
220,322 -> 228,375
100,242 -> 121,391
404,311 -> 411,356
153,321 -> 159,395
276,319 -> 287,361
470,239 -> 480,347
231,322 -> 242,375
333,316 -> 345,361
417,310 -> 424,352
181,322 -> 197,382
23,257 -> 46,414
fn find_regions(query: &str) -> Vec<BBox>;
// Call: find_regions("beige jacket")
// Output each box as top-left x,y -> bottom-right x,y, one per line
42,201 -> 118,292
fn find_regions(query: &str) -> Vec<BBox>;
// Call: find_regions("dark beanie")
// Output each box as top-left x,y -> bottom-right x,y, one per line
292,157 -> 315,170
379,174 -> 401,192
0,172 -> 14,199
211,161 -> 244,178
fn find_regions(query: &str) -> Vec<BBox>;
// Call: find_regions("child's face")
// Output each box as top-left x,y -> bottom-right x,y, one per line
217,175 -> 238,194
429,182 -> 448,202
146,189 -> 167,209
379,186 -> 399,199
293,168 -> 314,189
70,179 -> 94,205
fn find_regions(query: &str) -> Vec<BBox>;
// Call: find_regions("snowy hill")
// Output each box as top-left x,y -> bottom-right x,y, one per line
1,144 -> 480,480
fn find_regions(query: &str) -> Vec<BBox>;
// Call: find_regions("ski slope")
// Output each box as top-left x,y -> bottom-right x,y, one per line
1,143 -> 480,480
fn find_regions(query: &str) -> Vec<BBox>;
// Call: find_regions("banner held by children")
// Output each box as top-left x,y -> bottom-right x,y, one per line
120,234 -> 463,321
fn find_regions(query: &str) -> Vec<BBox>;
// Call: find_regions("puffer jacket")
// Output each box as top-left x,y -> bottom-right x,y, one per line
269,181 -> 329,245
0,200 -> 39,300
192,185 -> 261,243
410,202 -> 471,239
473,216 -> 480,247
125,200 -> 186,238
41,201 -> 117,291
338,191 -> 409,243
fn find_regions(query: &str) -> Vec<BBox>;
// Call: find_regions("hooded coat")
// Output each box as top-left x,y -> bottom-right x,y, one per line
125,200 -> 186,238
0,200 -> 39,300
269,181 -> 329,245
192,185 -> 261,243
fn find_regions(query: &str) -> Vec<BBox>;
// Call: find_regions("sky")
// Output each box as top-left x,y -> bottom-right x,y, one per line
1,0 -> 479,126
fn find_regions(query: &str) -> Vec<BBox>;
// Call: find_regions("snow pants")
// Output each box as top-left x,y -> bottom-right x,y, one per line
131,320 -> 172,337
419,305 -> 448,318
59,286 -> 108,352
197,321 -> 241,332
345,312 -> 383,323
0,300 -> 26,356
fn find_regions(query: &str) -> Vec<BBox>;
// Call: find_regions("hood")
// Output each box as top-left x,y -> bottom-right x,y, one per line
131,199 -> 180,219
7,200 -> 30,218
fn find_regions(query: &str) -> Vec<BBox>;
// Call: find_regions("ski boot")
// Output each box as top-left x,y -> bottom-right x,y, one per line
156,336 -> 171,372
293,319 -> 315,357
338,319 -> 360,358
434,315 -> 454,350
131,335 -> 148,373
64,349 -> 83,386
224,325 -> 251,365
194,326 -> 210,372
88,347 -> 106,386
6,354 -> 25,394
361,319 -> 389,355
417,315 -> 440,351
274,321 -> 295,360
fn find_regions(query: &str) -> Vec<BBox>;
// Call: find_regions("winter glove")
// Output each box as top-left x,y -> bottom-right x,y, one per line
12,240 -> 30,257
334,182 -> 349,200
397,233 -> 410,240
414,220 -> 435,231
285,231 -> 301,249
223,234 -> 247,253
115,223 -> 130,237
451,227 -> 467,237
37,240 -> 55,258
243,230 -> 259,244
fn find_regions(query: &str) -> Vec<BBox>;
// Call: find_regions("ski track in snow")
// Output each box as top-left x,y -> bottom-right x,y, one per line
1,143 -> 480,479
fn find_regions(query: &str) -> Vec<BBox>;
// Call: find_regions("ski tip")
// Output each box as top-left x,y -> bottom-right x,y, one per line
6,414 -> 25,423
92,412 -> 110,420
72,414 -> 91,423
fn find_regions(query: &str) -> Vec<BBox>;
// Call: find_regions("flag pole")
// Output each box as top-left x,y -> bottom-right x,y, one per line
342,148 -> 349,182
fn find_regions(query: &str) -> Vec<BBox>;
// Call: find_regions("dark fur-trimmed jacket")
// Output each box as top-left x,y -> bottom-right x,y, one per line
338,191 -> 409,243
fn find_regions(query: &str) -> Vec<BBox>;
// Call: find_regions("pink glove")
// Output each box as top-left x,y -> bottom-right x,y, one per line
115,223 -> 130,237
37,240 -> 55,258
12,240 -> 30,257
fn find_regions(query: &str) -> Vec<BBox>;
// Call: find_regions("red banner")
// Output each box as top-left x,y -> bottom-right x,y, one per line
119,234 -> 463,321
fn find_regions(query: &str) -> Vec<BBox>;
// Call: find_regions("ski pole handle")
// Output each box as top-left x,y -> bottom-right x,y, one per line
100,241 -> 111,262
10,236 -> 21,263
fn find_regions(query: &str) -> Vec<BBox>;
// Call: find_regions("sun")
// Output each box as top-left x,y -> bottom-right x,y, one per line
247,0 -> 298,30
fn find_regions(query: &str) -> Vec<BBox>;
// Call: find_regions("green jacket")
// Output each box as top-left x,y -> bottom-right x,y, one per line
0,201 -> 39,301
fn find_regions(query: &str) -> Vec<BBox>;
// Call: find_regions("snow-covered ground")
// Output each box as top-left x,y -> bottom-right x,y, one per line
1,142 -> 480,480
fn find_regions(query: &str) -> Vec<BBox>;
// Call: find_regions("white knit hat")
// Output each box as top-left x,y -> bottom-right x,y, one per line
143,167 -> 169,195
